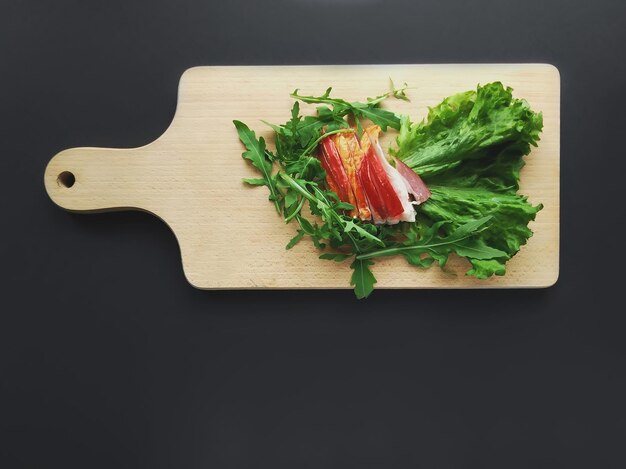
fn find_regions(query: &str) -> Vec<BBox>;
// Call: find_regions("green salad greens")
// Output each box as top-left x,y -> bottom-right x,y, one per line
235,82 -> 543,298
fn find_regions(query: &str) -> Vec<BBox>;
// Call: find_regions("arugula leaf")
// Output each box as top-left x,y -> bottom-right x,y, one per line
350,258 -> 377,299
234,120 -> 280,212
235,90 -> 403,298
357,217 -> 507,270
390,79 -> 410,101
284,190 -> 298,209
453,238 -> 513,260
291,87 -> 402,131
279,172 -> 386,252
351,103 -> 402,132
319,253 -> 352,262
242,178 -> 267,186
286,230 -> 305,250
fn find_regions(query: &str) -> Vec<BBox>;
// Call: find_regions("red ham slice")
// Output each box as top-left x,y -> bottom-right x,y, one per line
394,157 -> 431,205
319,138 -> 357,216
319,125 -> 430,224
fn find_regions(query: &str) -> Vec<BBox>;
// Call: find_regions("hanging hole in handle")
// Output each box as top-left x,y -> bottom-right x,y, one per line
57,171 -> 75,188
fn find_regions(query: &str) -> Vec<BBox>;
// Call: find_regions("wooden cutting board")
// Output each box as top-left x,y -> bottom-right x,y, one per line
44,64 -> 560,290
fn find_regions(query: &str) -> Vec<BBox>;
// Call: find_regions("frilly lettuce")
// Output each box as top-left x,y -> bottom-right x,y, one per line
393,82 -> 544,278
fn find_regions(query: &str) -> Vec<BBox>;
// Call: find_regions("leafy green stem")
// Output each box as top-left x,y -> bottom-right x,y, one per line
356,239 -> 470,260
283,197 -> 306,223
298,128 -> 353,159
279,173 -> 317,203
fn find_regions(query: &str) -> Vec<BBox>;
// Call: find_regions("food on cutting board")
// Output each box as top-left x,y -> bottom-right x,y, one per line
235,82 -> 543,298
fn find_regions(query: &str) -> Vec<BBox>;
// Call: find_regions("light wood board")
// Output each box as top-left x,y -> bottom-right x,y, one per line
44,64 -> 560,290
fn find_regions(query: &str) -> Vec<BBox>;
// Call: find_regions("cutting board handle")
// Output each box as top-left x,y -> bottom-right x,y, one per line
44,146 -> 152,213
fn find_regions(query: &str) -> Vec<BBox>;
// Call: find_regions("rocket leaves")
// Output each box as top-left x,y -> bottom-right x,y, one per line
233,120 -> 280,213
357,216 -> 507,267
350,259 -> 377,300
291,87 -> 402,132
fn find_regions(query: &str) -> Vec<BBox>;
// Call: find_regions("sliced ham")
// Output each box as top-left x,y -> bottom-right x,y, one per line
358,152 -> 388,224
360,126 -> 416,224
318,125 -> 430,225
332,132 -> 371,221
319,138 -> 357,216
358,138 -> 404,224
394,157 -> 431,205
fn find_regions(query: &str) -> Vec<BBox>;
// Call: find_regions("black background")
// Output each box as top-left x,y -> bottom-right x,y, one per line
2,0 -> 625,467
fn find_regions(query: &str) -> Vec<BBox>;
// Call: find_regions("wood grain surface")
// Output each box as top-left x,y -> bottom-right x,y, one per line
44,64 -> 560,290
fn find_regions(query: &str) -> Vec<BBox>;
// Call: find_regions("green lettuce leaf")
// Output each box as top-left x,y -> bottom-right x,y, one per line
393,82 -> 543,177
421,187 -> 542,278
393,82 -> 544,278
357,216 -> 507,271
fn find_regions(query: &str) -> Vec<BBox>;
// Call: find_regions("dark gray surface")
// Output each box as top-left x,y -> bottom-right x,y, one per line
2,0 -> 625,467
